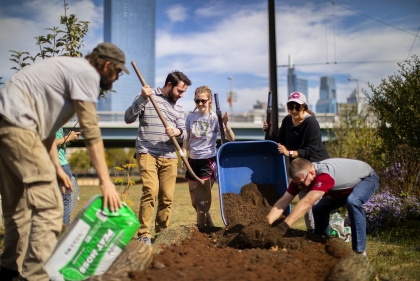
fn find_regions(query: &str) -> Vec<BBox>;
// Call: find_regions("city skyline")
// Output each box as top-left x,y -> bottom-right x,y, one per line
0,0 -> 419,114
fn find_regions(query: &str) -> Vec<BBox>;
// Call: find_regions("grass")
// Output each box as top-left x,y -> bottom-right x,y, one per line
365,223 -> 420,281
72,178 -> 306,235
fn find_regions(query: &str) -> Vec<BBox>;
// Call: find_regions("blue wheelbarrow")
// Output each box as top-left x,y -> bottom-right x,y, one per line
217,140 -> 290,226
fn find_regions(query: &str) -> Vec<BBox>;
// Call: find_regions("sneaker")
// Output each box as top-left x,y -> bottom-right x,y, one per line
137,236 -> 152,246
356,251 -> 367,258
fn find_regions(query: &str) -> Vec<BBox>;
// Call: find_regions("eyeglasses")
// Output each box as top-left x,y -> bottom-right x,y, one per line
296,173 -> 309,187
287,103 -> 302,111
118,70 -> 123,77
194,99 -> 209,104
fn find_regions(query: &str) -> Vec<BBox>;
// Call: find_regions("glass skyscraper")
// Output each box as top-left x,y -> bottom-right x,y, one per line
98,0 -> 155,112
316,76 -> 338,114
286,55 -> 310,110
287,67 -> 308,100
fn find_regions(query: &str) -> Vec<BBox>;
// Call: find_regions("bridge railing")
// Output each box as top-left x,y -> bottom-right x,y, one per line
68,111 -> 339,126
65,111 -> 375,130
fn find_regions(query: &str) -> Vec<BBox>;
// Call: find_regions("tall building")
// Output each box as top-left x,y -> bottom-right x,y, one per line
346,89 -> 357,104
98,0 -> 155,112
287,55 -> 309,109
316,76 -> 337,114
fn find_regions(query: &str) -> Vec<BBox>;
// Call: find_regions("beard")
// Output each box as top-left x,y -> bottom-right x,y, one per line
100,74 -> 114,91
167,86 -> 178,103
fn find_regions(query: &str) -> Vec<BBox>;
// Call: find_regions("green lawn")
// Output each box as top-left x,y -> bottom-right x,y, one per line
72,179 -> 307,235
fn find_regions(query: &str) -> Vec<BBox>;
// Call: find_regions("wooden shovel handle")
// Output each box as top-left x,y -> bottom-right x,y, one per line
131,61 -> 204,185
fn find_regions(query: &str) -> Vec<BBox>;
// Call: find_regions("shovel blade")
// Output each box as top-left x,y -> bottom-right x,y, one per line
194,180 -> 212,213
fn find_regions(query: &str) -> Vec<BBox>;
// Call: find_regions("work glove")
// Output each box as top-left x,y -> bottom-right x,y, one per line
277,221 -> 289,235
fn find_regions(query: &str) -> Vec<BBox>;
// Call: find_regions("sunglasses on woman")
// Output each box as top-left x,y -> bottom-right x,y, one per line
287,103 -> 302,111
194,99 -> 209,104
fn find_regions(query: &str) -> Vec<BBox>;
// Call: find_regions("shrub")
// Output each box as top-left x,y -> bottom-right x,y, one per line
345,190 -> 420,234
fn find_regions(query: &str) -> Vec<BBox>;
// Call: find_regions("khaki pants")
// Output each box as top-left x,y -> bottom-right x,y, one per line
136,153 -> 178,238
0,119 -> 63,281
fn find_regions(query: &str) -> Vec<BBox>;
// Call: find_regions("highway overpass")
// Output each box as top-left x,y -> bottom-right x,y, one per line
63,112 -> 336,148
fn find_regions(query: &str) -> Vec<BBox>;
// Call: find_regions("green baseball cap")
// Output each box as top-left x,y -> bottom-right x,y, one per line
92,42 -> 130,74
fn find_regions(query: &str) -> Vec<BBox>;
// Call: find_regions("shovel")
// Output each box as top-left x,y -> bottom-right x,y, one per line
131,61 -> 204,185
214,93 -> 227,144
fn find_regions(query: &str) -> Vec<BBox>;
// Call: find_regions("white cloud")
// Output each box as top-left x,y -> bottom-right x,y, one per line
2,0 -> 418,114
0,0 -> 102,82
156,2 -> 420,111
157,7 -> 269,76
165,4 -> 188,23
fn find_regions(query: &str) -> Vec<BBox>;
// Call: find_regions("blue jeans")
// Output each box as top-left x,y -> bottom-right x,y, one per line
312,171 -> 379,252
58,164 -> 73,226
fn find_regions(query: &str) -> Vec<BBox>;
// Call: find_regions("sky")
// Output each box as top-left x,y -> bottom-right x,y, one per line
0,0 -> 419,114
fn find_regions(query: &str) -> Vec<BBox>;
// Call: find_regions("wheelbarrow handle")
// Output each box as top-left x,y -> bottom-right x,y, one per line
214,93 -> 227,144
131,61 -> 204,185
264,91 -> 272,140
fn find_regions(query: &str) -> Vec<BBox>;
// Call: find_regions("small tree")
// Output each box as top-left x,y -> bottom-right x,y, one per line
8,0 -> 89,72
113,162 -> 136,207
325,105 -> 381,169
367,55 -> 420,197
105,148 -> 136,169
367,55 -> 420,151
68,149 -> 93,175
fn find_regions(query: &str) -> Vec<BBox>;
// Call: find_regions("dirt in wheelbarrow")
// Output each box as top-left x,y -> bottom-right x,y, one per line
130,183 -> 367,281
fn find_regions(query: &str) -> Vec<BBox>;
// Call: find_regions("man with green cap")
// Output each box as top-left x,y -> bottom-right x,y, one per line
0,42 -> 127,281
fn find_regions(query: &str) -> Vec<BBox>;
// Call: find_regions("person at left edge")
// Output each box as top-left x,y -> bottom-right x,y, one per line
0,42 -> 124,281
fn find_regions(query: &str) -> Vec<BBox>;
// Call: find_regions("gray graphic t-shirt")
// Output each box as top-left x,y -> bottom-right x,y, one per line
186,111 -> 220,159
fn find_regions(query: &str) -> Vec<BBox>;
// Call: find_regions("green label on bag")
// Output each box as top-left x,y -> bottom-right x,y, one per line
45,195 -> 140,281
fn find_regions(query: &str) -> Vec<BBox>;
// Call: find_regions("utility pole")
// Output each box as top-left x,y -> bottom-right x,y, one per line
268,0 -> 279,134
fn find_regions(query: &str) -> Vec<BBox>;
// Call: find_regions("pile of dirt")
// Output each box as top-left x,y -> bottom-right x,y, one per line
102,183 -> 376,281
222,183 -> 280,227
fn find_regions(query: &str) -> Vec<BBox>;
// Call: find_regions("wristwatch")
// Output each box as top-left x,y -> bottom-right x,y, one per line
289,150 -> 294,158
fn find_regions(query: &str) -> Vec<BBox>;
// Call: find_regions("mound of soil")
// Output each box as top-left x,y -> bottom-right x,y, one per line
103,183 -> 374,281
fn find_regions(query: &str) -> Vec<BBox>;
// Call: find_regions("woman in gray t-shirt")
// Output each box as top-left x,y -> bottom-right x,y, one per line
182,86 -> 235,227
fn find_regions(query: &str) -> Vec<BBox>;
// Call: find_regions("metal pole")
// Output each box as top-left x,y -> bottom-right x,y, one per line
268,0 -> 279,133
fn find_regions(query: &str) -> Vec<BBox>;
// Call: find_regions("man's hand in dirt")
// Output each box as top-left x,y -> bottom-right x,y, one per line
100,179 -> 122,212
57,166 -> 73,194
276,221 -> 290,235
